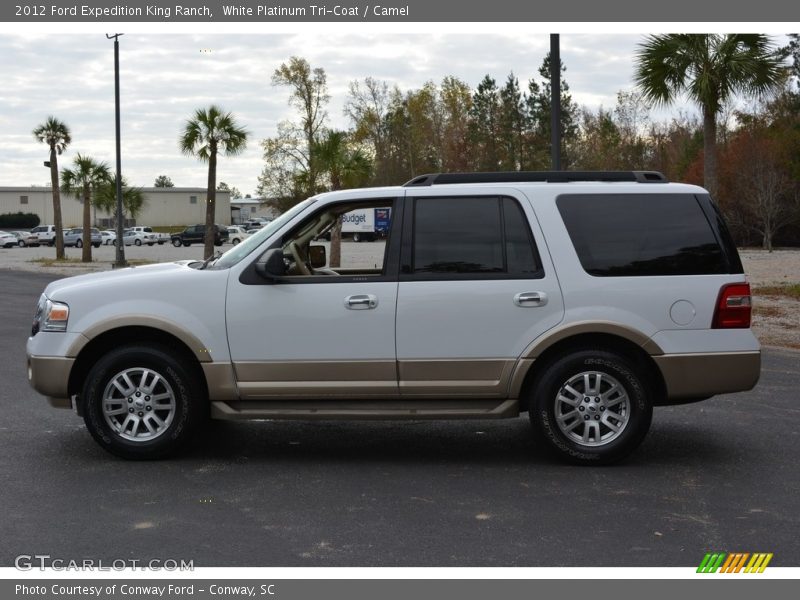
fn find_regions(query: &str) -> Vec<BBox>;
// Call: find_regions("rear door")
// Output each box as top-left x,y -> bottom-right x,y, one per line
395,189 -> 564,398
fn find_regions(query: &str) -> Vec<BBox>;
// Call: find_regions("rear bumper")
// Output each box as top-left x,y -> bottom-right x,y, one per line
653,351 -> 761,402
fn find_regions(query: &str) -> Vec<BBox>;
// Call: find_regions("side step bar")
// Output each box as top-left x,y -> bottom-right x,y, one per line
211,399 -> 519,421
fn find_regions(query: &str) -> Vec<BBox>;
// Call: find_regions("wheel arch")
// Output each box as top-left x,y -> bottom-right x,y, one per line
513,330 -> 667,411
67,325 -> 209,403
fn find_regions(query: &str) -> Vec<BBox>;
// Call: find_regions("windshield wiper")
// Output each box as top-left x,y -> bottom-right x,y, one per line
200,251 -> 223,270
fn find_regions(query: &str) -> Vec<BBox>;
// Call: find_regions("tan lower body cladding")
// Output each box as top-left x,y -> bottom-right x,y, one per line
225,359 -> 516,400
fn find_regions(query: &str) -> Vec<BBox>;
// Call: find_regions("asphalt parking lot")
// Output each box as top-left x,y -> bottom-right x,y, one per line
1,270 -> 798,567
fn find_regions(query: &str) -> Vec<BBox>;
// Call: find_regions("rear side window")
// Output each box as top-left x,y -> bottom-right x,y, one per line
557,194 -> 727,276
411,196 -> 542,277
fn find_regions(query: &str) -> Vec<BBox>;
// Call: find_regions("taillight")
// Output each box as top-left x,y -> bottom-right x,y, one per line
712,283 -> 752,328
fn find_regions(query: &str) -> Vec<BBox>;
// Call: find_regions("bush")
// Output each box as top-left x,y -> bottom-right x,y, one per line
0,212 -> 40,229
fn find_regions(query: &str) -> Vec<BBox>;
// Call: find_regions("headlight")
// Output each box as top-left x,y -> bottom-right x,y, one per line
31,295 -> 69,335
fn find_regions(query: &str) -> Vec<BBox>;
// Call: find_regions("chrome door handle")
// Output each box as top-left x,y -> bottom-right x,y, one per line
514,292 -> 548,307
345,294 -> 378,310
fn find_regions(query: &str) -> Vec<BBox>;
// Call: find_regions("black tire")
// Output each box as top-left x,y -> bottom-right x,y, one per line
134,238 -> 142,246
81,344 -> 206,460
214,241 -> 223,247
172,238 -> 182,247
528,349 -> 652,465
182,241 -> 190,247
93,243 -> 101,248
18,240 -> 25,247
76,239 -> 83,248
352,232 -> 361,243
232,238 -> 240,245
147,242 -> 154,246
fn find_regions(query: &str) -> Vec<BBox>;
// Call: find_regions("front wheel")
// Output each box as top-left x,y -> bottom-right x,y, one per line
93,242 -> 101,248
528,349 -> 652,465
172,239 -> 182,247
232,238 -> 240,245
76,239 -> 83,248
81,345 -> 205,459
18,240 -> 25,247
134,238 -> 142,246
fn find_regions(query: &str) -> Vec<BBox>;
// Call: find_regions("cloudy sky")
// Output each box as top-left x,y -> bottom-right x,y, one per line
0,30 -> 790,196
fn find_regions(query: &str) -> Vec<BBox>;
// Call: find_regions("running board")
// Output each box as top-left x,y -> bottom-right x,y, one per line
210,399 -> 519,421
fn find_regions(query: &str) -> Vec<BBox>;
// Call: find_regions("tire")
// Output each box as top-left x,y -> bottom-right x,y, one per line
214,241 -> 223,247
147,242 -> 154,246
134,239 -> 142,246
352,232 -> 361,243
81,344 -> 206,460
528,349 -> 653,465
18,241 -> 25,247
93,243 -> 101,248
232,238 -> 240,245
75,239 -> 83,248
182,242 -> 190,247
172,239 -> 182,247
158,240 -> 165,245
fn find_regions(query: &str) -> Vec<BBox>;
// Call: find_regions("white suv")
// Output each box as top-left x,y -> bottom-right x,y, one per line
26,171 -> 760,463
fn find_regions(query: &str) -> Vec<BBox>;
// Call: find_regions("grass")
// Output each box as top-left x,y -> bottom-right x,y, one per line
753,283 -> 800,300
28,257 -> 92,266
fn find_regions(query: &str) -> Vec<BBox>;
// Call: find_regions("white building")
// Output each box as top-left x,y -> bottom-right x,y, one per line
229,196 -> 280,224
0,186 -> 231,228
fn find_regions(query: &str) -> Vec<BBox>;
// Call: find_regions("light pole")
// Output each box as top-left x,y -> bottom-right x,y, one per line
550,33 -> 561,171
107,33 -> 127,267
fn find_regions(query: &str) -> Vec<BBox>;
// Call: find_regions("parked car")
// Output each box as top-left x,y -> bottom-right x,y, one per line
30,225 -> 57,246
0,231 -> 18,248
171,224 -> 228,247
226,226 -> 251,245
126,226 -> 170,245
122,228 -> 157,246
100,230 -> 117,246
27,171 -> 760,463
9,231 -> 40,247
63,227 -> 102,248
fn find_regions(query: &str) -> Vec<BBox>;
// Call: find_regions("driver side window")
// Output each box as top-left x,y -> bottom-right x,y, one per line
281,200 -> 394,278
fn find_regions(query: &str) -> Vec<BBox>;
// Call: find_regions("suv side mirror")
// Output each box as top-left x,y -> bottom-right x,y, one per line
308,244 -> 326,269
255,248 -> 287,281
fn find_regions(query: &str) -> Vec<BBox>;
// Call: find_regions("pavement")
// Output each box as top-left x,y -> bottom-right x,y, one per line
1,270 -> 798,567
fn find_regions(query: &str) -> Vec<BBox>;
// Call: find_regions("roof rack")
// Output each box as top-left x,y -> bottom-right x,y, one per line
402,171 -> 668,187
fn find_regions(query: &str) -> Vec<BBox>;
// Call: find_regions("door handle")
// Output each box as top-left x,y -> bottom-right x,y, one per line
514,291 -> 548,307
345,294 -> 378,310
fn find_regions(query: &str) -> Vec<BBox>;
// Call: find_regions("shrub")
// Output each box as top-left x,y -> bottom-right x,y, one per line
0,212 -> 41,229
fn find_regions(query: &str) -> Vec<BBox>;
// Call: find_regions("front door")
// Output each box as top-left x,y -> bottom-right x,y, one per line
226,197 -> 401,400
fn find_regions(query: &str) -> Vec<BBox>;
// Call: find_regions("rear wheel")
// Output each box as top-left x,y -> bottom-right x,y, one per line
81,345 -> 205,459
134,238 -> 142,246
76,239 -> 83,248
528,349 -> 652,465
18,240 -> 25,247
172,238 -> 182,247
92,242 -> 100,248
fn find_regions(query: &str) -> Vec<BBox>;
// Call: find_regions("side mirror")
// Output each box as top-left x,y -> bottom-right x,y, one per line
308,244 -> 327,269
255,248 -> 287,280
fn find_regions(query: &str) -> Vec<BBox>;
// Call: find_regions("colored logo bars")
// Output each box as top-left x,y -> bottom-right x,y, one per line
697,552 -> 773,573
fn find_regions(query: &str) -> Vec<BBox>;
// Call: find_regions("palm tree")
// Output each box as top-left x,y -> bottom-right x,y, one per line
61,154 -> 111,262
95,176 -> 146,225
179,106 -> 248,259
635,34 -> 784,196
32,117 -> 71,259
314,130 -> 373,267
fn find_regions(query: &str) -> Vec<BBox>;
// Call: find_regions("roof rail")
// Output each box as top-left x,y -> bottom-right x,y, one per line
402,171 -> 668,187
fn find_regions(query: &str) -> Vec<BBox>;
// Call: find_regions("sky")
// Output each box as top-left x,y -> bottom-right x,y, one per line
0,30 -> 791,197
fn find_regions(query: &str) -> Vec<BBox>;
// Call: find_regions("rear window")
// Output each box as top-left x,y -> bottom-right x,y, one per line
557,194 -> 727,276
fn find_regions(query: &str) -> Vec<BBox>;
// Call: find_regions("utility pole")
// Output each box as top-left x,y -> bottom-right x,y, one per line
550,33 -> 561,171
107,33 -> 127,268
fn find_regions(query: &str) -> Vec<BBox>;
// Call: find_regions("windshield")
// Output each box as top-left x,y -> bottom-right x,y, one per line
212,198 -> 317,269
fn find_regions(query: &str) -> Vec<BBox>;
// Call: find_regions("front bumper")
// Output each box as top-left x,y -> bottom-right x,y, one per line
27,355 -> 74,407
653,351 -> 761,402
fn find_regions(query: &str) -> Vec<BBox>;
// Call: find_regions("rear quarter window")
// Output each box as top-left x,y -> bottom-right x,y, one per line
556,194 -> 731,276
